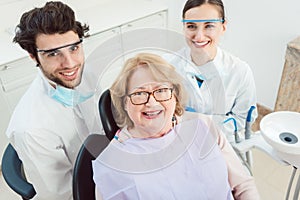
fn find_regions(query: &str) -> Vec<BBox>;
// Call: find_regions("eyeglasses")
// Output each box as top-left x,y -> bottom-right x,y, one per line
128,88 -> 173,105
36,38 -> 83,63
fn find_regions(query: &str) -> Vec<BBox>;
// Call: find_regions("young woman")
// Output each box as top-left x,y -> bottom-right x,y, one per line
165,0 -> 257,141
93,53 -> 260,199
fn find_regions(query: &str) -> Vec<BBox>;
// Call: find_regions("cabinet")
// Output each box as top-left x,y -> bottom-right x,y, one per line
0,6 -> 168,163
0,57 -> 38,161
0,58 -> 38,110
120,11 -> 167,33
84,10 -> 168,91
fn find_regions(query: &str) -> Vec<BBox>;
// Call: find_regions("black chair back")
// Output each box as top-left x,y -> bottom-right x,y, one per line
98,89 -> 119,140
1,143 -> 36,200
73,89 -> 119,200
72,134 -> 110,200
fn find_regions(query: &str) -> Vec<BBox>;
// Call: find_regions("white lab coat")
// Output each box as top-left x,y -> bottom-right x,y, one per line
163,47 -> 257,141
6,70 -> 89,200
93,118 -> 233,200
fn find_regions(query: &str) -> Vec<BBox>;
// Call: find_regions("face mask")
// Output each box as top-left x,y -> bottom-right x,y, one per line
49,85 -> 94,107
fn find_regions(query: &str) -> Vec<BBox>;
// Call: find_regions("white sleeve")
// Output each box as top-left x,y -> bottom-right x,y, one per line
218,133 -> 260,200
222,63 -> 258,134
11,129 -> 73,200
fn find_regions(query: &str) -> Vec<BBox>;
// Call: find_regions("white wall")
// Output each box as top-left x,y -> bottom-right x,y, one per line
152,0 -> 186,32
222,0 -> 300,109
158,0 -> 300,110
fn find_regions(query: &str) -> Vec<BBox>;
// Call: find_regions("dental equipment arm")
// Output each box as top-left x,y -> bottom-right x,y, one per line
245,106 -> 256,139
224,117 -> 241,143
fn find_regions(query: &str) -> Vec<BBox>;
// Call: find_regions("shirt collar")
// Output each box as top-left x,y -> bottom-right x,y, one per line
186,47 -> 222,80
37,69 -> 56,96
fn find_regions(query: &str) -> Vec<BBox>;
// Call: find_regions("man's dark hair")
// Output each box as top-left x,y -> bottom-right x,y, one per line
13,1 -> 89,62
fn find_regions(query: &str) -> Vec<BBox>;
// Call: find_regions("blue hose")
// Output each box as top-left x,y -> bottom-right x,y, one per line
224,117 -> 237,132
245,106 -> 256,139
224,117 -> 241,143
246,106 -> 256,122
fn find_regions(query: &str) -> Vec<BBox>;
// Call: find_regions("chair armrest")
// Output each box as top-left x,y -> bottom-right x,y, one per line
1,143 -> 36,199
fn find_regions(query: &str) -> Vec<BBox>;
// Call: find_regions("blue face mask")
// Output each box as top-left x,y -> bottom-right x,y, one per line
49,85 -> 94,107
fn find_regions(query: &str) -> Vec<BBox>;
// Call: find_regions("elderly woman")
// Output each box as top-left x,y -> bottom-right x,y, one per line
92,53 -> 260,199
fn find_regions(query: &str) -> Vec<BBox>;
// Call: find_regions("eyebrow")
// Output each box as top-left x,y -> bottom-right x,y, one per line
36,38 -> 83,53
182,19 -> 224,23
131,83 -> 171,92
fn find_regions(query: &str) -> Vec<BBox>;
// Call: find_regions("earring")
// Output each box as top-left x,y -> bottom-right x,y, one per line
172,115 -> 177,127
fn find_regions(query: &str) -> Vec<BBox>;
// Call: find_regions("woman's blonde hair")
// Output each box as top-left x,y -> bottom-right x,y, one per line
110,53 -> 187,128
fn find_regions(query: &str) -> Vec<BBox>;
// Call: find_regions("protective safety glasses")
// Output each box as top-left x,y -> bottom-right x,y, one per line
182,19 -> 224,35
36,38 -> 83,64
182,19 -> 224,23
36,38 -> 83,53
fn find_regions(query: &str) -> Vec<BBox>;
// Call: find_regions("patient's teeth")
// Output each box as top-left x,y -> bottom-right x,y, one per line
145,111 -> 160,116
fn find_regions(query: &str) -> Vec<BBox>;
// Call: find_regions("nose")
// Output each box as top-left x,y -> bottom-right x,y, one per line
61,52 -> 77,68
146,94 -> 158,106
194,27 -> 205,41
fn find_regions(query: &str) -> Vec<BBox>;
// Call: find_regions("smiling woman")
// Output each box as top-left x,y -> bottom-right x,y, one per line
120,68 -> 177,138
164,0 -> 258,141
92,52 -> 260,200
110,53 -> 187,133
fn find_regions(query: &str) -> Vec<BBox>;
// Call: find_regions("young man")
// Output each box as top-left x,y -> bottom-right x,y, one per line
6,1 -> 93,199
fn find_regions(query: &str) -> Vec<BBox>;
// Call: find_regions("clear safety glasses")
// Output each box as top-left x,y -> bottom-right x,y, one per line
182,19 -> 224,23
128,88 -> 173,105
182,19 -> 224,35
36,38 -> 83,64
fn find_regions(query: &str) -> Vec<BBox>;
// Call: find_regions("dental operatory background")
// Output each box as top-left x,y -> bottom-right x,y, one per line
1,0 -> 299,114
0,0 -> 300,200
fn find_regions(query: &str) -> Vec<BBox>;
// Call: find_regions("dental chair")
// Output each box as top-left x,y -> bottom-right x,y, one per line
1,143 -> 36,200
73,89 -> 118,200
98,89 -> 119,140
73,134 -> 110,200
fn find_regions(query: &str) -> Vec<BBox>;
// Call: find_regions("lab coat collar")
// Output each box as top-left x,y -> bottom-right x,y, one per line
38,69 -> 55,96
192,47 -> 224,80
